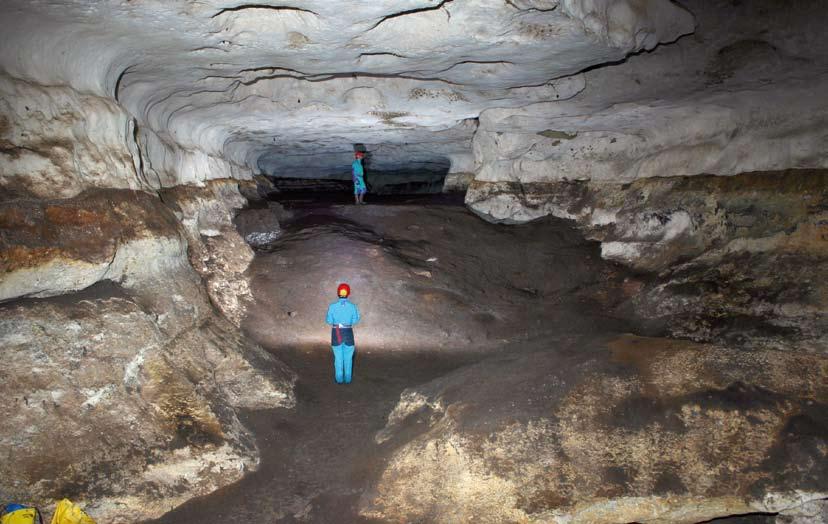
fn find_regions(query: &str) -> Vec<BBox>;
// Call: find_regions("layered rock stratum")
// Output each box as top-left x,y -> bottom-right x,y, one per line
364,335 -> 828,523
0,186 -> 295,522
2,0 -> 828,522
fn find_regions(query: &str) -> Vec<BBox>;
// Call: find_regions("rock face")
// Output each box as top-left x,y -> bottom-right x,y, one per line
364,335 -> 828,523
462,0 -> 828,354
0,293 -> 294,523
0,188 -> 295,522
468,170 -> 828,351
0,0 -> 692,181
1,0 -> 828,521
0,72 -> 143,199
466,0 -> 828,221
159,180 -> 259,327
0,189 -> 188,303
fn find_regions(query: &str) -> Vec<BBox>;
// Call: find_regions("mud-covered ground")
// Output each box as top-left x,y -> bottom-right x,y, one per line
148,196 -> 823,523
147,195 -> 639,523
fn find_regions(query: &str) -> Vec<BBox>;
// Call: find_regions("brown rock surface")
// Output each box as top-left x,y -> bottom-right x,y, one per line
0,189 -> 184,301
363,334 -> 828,523
467,170 -> 828,350
0,187 -> 296,522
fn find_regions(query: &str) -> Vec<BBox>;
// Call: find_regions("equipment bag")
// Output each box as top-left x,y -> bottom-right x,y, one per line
50,500 -> 96,524
0,504 -> 43,524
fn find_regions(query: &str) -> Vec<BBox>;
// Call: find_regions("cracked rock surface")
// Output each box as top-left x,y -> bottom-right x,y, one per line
0,187 -> 295,522
1,0 -> 692,184
365,334 -> 828,524
2,0 -> 828,522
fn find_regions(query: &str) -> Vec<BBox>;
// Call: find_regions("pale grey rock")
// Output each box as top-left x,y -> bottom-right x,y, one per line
777,499 -> 828,524
0,0 -> 692,184
160,180 -> 257,327
363,335 -> 828,524
234,208 -> 283,248
0,291 -> 295,524
0,70 -> 255,199
470,76 -> 828,193
561,0 -> 692,51
137,125 -> 255,189
443,172 -> 475,192
443,151 -> 476,191
0,73 -> 143,199
466,0 -> 828,222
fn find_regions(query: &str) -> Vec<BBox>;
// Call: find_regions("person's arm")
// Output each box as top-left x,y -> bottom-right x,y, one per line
326,305 -> 334,326
351,304 -> 361,326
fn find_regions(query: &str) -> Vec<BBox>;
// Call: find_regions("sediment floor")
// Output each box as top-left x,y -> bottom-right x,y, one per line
148,196 -> 639,523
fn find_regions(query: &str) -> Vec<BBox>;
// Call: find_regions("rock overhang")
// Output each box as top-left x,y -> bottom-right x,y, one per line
0,0 -> 694,184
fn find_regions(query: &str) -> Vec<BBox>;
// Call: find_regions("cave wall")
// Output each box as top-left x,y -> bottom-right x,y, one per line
0,186 -> 295,522
462,0 -> 828,353
1,0 -> 827,521
0,73 -> 143,199
0,19 -> 290,515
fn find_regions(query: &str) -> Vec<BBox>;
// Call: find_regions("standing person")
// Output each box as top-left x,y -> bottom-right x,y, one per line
326,283 -> 361,384
352,151 -> 367,205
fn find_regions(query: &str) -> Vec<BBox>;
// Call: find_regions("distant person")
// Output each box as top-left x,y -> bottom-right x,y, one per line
326,283 -> 361,384
352,151 -> 367,205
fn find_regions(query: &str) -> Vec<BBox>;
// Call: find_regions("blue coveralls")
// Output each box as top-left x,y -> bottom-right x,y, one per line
326,298 -> 361,383
352,159 -> 367,195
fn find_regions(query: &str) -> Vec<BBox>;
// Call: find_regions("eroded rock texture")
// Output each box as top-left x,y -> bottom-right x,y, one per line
0,0 -> 692,182
464,0 -> 828,354
365,335 -> 828,523
469,171 -> 828,350
0,188 -> 294,522
1,0 -> 827,521
159,179 -> 257,326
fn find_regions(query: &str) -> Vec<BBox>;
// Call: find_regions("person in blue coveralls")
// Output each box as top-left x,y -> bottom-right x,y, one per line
326,282 -> 361,384
352,151 -> 367,205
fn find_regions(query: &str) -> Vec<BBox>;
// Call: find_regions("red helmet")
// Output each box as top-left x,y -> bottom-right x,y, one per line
337,283 -> 351,298
354,151 -> 365,159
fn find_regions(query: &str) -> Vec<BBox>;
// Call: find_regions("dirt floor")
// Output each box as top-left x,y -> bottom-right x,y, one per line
148,195 -> 641,523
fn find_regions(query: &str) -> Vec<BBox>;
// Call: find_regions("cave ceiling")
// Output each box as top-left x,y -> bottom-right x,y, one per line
0,0 -> 694,176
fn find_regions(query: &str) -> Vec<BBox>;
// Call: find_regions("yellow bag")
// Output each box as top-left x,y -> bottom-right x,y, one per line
0,507 -> 41,524
49,501 -> 95,524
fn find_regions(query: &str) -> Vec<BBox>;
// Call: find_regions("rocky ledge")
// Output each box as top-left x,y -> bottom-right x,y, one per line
364,334 -> 828,523
468,170 -> 828,351
0,184 -> 294,522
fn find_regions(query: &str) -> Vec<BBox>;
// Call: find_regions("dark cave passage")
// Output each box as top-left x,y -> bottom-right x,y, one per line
148,201 -> 638,523
3,0 -> 828,521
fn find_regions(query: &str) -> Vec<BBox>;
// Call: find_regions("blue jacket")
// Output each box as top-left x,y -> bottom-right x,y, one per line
352,160 -> 366,188
326,298 -> 361,327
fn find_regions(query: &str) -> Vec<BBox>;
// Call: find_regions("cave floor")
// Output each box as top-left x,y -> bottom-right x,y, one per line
148,197 -> 639,523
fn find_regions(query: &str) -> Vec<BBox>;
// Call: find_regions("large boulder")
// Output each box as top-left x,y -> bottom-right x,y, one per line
363,335 -> 828,523
0,291 -> 294,523
0,187 -> 296,522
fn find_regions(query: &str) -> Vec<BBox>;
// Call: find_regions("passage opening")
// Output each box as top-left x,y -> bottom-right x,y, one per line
259,148 -> 454,198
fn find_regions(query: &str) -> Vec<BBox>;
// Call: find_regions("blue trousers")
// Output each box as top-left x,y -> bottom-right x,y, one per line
331,344 -> 355,384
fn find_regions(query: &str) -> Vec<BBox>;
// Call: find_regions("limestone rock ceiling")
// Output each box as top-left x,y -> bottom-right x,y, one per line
0,0 -> 693,179
463,0 -> 828,223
